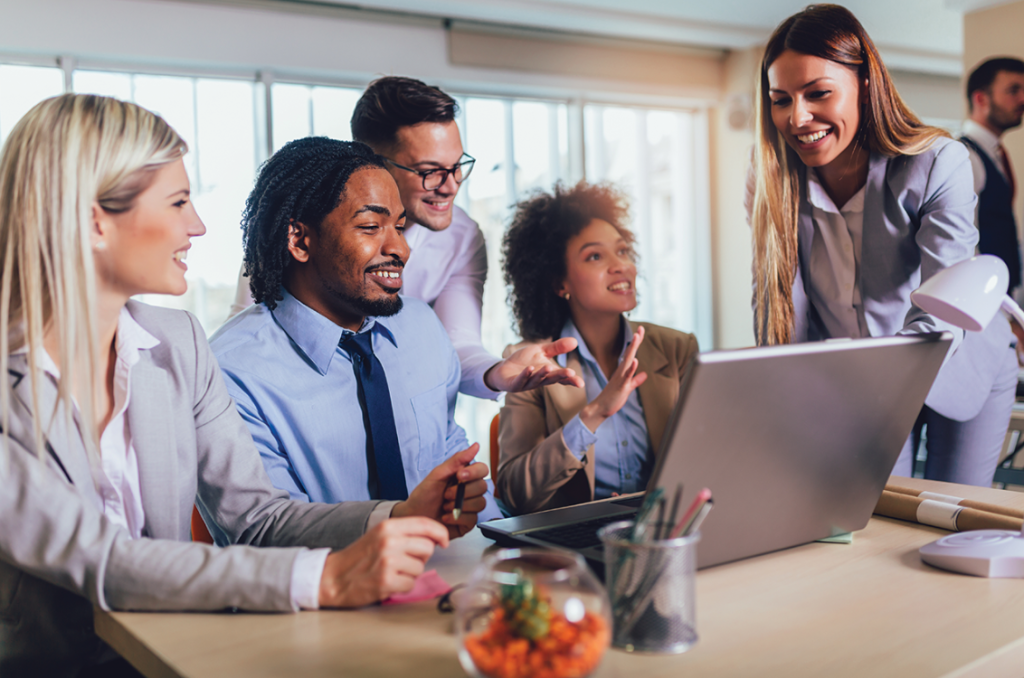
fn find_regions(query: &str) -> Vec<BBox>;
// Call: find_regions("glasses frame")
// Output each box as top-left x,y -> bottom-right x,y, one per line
385,154 -> 475,191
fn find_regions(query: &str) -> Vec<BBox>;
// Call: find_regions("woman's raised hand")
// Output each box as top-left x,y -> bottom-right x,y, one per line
579,325 -> 647,432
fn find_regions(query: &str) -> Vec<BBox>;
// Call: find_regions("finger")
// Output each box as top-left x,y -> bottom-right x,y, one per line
505,365 -> 533,393
455,463 -> 489,484
440,497 -> 487,518
631,371 -> 649,389
624,327 -> 645,363
613,357 -> 638,384
389,516 -> 451,547
521,364 -> 554,389
541,337 -> 577,358
387,534 -> 439,563
445,477 -> 488,502
385,554 -> 428,583
380,571 -> 421,599
438,443 -> 479,474
535,368 -> 581,388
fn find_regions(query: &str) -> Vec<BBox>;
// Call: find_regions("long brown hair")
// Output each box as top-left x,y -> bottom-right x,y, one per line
751,4 -> 949,345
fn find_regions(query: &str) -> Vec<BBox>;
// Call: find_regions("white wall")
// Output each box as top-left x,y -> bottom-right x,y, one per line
0,0 -> 714,106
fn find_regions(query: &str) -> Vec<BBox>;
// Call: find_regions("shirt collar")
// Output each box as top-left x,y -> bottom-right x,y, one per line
807,168 -> 866,214
117,305 -> 159,368
556,315 -> 633,368
271,288 -> 398,376
963,119 -> 1002,156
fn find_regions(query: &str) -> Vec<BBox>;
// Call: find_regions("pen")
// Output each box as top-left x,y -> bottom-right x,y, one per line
452,482 -> 466,521
683,498 -> 714,537
654,496 -> 666,541
666,484 -> 683,540
670,488 -> 712,539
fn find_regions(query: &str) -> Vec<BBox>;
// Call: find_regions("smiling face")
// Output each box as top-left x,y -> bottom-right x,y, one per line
558,218 -> 637,321
767,49 -> 865,170
285,167 -> 409,331
384,120 -> 465,232
93,158 -> 205,299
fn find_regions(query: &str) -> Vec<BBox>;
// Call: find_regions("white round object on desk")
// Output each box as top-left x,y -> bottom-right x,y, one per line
919,530 -> 1024,577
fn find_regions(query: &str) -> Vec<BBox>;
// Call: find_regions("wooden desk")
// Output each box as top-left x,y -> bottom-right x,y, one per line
96,478 -> 1024,678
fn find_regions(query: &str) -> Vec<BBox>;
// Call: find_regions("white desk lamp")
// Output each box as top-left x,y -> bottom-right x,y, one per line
910,254 -> 1024,577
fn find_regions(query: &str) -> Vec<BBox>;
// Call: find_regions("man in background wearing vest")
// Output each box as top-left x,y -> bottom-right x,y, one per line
962,57 -> 1024,360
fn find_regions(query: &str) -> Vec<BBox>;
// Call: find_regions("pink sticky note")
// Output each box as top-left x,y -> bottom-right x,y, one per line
381,569 -> 452,606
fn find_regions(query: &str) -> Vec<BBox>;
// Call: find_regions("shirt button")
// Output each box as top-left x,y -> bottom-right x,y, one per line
625,474 -> 632,480
621,440 -> 628,446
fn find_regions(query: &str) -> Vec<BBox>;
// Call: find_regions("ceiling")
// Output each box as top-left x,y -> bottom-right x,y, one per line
293,0 -> 1018,75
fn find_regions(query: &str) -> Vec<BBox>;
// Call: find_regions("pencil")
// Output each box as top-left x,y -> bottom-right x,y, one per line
452,482 -> 466,521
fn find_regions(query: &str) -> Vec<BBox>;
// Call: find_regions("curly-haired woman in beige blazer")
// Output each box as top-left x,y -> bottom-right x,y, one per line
496,182 -> 699,515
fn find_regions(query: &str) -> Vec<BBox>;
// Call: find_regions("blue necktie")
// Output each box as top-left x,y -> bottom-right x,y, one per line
343,331 -> 408,500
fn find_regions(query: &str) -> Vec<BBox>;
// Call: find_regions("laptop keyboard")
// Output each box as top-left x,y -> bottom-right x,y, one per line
523,513 -> 635,550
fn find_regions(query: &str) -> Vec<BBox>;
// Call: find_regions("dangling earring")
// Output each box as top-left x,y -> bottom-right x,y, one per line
563,292 -> 570,301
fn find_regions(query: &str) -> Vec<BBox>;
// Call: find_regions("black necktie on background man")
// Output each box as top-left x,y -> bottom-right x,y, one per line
342,331 -> 408,500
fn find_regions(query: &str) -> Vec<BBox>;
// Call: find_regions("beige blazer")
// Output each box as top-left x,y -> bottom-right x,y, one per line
496,321 -> 699,514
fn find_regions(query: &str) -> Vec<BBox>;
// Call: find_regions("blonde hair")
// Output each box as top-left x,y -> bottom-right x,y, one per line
751,4 -> 949,345
0,94 -> 185,464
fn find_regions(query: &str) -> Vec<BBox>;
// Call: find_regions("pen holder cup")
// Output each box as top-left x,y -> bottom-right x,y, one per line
598,521 -> 700,654
455,548 -> 612,678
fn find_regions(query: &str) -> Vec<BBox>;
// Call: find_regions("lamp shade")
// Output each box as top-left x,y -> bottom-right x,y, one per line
910,255 -> 1009,332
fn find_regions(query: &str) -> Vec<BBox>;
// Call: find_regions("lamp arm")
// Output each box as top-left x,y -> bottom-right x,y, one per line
1000,296 -> 1024,329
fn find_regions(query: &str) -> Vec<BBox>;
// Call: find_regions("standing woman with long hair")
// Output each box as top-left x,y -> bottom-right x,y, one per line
0,94 -> 487,677
748,4 -> 1017,486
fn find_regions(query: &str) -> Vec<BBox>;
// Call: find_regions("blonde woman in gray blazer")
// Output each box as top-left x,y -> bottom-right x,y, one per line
0,95 -> 488,677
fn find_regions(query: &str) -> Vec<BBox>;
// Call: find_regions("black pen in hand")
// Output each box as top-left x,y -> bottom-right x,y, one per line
452,482 -> 467,521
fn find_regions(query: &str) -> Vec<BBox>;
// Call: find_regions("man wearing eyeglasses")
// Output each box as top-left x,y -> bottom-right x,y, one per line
349,76 -> 582,399
230,76 -> 581,400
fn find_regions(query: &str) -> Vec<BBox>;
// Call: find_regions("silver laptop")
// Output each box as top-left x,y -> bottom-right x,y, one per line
480,332 -> 953,573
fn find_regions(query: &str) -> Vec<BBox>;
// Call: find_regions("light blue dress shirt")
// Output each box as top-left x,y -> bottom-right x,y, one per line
557,317 -> 653,499
210,288 -> 500,520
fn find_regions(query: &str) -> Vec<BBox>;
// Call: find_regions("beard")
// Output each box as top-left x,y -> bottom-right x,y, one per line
355,290 -> 403,318
329,283 -> 403,318
989,102 -> 1024,132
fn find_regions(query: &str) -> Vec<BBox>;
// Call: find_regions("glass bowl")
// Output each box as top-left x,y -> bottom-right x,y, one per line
456,548 -> 611,678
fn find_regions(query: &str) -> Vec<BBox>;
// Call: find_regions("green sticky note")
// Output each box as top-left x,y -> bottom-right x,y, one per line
817,532 -> 854,544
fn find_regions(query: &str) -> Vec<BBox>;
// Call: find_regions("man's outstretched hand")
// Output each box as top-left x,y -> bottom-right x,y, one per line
484,337 -> 585,393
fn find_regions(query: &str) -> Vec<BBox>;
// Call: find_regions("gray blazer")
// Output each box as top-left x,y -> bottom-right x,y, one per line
0,301 -> 381,676
790,137 -> 1015,421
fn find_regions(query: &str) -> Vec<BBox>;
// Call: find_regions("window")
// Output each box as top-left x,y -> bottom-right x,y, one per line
585,104 -> 713,349
271,82 -> 361,150
74,70 -> 258,330
0,64 -> 64,146
0,58 -> 712,454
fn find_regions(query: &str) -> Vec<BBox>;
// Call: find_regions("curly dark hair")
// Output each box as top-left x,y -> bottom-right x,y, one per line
502,181 -> 634,341
350,76 -> 458,150
242,137 -> 388,309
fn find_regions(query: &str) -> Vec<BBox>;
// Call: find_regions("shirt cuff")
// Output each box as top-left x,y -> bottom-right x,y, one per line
367,500 -> 400,530
290,547 -> 331,610
474,357 -> 504,400
561,414 -> 598,461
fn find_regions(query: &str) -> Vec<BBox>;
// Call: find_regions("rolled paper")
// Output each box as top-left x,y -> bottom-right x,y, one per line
884,483 -> 1024,520
874,491 -> 1023,532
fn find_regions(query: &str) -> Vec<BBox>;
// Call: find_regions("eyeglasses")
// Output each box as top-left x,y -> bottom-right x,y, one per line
385,154 -> 475,191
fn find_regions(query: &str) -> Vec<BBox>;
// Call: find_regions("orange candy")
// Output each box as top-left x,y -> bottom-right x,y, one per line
464,610 -> 609,678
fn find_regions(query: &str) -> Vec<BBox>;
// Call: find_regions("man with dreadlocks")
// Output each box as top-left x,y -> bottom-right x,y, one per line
211,137 -> 501,529
230,76 -> 583,399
